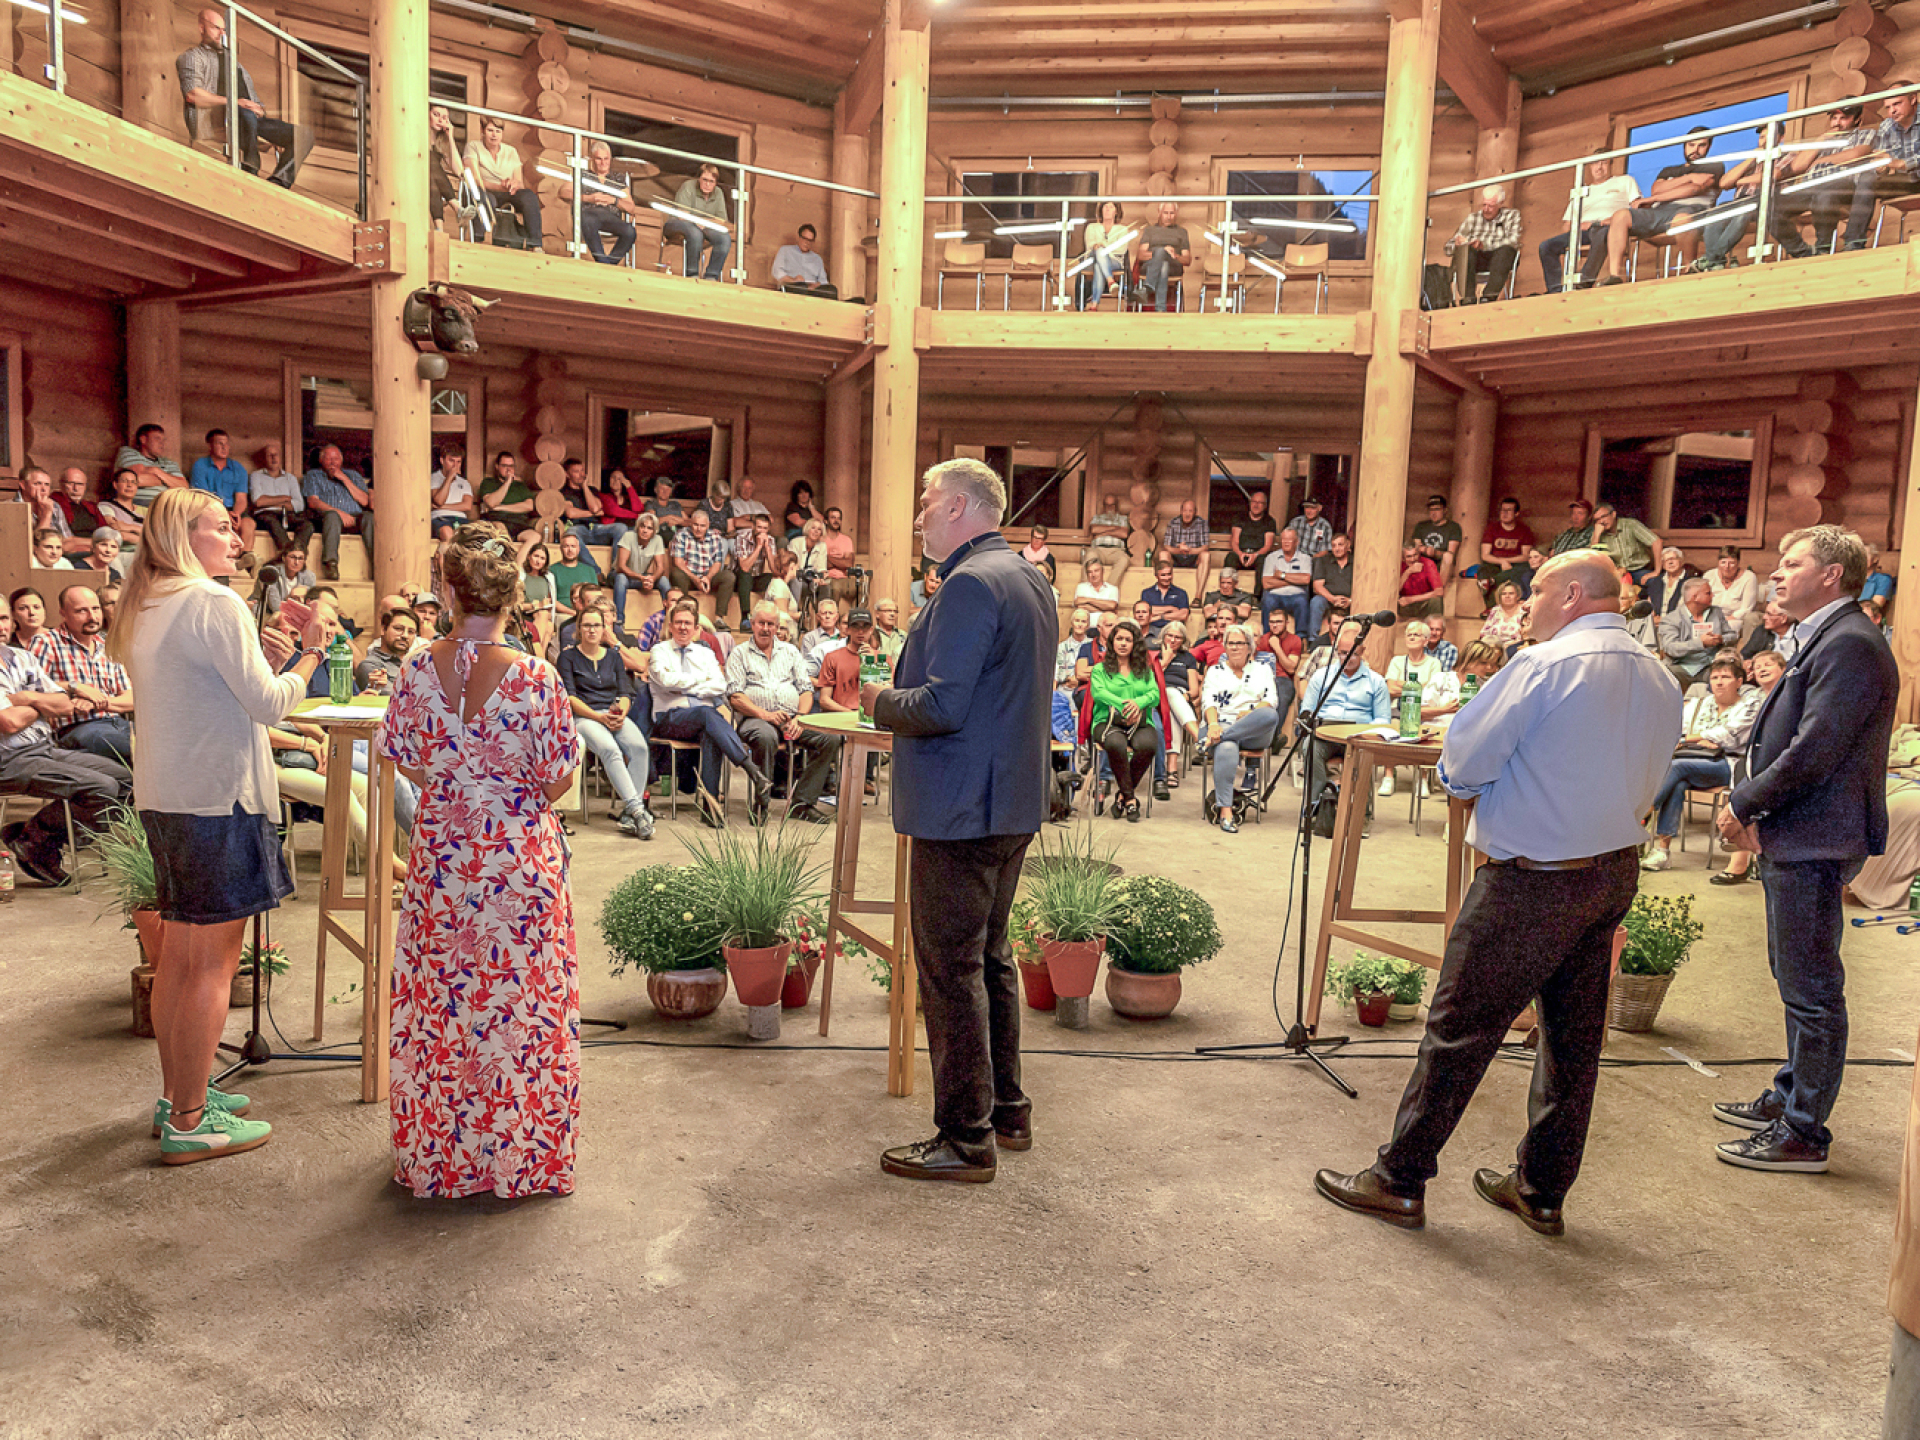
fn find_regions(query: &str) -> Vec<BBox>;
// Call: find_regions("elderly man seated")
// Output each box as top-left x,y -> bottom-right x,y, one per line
648,599 -> 771,827
725,602 -> 837,825
0,639 -> 133,885
560,140 -> 642,266
29,586 -> 134,766
1445,184 -> 1522,304
1658,576 -> 1734,691
1297,618 -> 1392,831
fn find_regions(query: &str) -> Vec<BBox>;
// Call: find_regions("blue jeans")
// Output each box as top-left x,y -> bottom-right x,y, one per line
611,569 -> 670,624
1538,224 -> 1607,291
1087,248 -> 1116,305
582,211 -> 636,264
651,703 -> 749,798
1141,253 -> 1179,310
571,522 -> 629,552
1262,589 -> 1311,637
666,217 -> 732,279
577,715 -> 648,808
57,714 -> 133,767
350,741 -> 418,835
1756,855 -> 1858,1147
1699,209 -> 1752,264
1653,756 -> 1732,836
1212,709 -> 1279,799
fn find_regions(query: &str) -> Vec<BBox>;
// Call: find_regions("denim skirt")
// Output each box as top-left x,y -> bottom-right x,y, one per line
140,804 -> 294,925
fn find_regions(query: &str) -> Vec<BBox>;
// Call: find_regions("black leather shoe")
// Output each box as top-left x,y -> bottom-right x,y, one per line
1713,1094 -> 1784,1132
1152,780 -> 1171,802
881,1133 -> 997,1183
3,823 -> 67,886
1716,1119 -> 1829,1173
992,1111 -> 1033,1152
1472,1168 -> 1564,1236
788,803 -> 832,826
1313,1167 -> 1424,1229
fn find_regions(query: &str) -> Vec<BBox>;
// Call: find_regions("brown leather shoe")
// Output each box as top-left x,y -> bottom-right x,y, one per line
1314,1167 -> 1425,1229
881,1133 -> 996,1183
1473,1167 -> 1565,1236
993,1112 -> 1032,1152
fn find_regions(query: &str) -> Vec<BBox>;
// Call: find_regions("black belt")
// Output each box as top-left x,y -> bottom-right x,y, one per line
1485,846 -> 1636,872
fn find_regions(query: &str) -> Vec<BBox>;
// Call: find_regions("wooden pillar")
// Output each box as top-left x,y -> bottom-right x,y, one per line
1352,0 -> 1441,665
120,0 -> 177,136
126,299 -> 180,461
823,375 -> 862,532
830,125 -> 870,304
867,0 -> 930,612
1474,76 -> 1523,180
1447,389 -> 1498,623
1893,373 -> 1920,719
367,0 -> 432,602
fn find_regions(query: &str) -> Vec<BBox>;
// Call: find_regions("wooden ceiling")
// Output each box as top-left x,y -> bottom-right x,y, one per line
1473,0 -> 1829,90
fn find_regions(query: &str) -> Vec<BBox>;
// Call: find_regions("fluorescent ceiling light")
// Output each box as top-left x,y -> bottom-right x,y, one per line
650,200 -> 729,234
1250,216 -> 1359,234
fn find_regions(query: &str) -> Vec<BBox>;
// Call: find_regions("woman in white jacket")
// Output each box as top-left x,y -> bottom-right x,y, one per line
1641,653 -> 1760,872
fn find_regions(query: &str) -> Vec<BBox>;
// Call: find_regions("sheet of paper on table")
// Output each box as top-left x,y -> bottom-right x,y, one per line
298,703 -> 387,720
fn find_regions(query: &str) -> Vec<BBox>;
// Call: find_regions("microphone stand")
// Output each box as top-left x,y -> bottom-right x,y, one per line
1210,616 -> 1389,1098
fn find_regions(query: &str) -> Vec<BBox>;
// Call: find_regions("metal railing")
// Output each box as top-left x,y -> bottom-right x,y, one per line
438,98 -> 876,282
1430,80 -> 1920,291
38,0 -> 367,218
924,189 -> 1378,311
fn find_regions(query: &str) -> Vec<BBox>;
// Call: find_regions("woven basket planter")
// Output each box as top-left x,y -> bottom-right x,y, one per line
1609,971 -> 1675,1032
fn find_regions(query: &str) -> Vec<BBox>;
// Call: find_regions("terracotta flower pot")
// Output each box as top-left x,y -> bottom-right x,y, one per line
647,967 -> 727,1020
1105,963 -> 1181,1020
1042,936 -> 1105,1000
1354,990 -> 1393,1028
1016,955 -> 1056,1011
130,966 -> 157,1039
781,951 -> 823,1010
724,941 -> 793,1009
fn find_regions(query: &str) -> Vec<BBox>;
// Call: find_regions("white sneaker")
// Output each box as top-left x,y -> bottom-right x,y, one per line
1377,772 -> 1396,798
1640,849 -> 1671,872
1419,778 -> 1430,799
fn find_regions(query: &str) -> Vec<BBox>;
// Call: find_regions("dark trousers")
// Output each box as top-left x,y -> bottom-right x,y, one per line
735,717 -> 833,806
583,211 -> 637,265
489,188 -> 543,248
57,715 -> 133,768
1096,718 -> 1157,803
316,509 -> 375,568
1847,170 -> 1920,248
431,165 -> 459,213
1452,243 -> 1517,302
0,738 -> 131,860
729,569 -> 770,625
777,281 -> 841,300
909,833 -> 1035,1142
255,508 -> 314,553
1375,850 -> 1639,1204
1757,855 -> 1856,1147
1538,225 -> 1607,292
238,111 -> 310,189
651,704 -> 748,799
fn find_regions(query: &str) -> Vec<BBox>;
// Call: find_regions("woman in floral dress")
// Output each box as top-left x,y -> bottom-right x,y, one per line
376,523 -> 583,1199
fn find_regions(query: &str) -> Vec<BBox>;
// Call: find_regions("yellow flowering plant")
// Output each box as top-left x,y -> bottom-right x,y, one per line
1104,875 -> 1222,975
599,863 -> 726,975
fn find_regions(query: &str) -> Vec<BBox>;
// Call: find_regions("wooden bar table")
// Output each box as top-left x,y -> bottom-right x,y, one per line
292,696 -> 402,1102
1306,721 -> 1481,1035
798,711 -> 917,1096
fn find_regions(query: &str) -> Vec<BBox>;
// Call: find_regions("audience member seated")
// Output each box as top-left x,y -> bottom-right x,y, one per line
635,589 -> 723,659
31,530 -> 71,570
560,609 -> 655,839
787,517 -> 829,617
1478,580 -> 1528,648
249,442 -> 311,553
1298,618 -> 1392,823
549,535 -> 602,614
1707,545 -> 1761,643
189,429 -> 257,566
553,458 -> 623,553
1078,199 -> 1131,310
1741,601 -> 1798,667
427,104 -> 470,223
477,452 -> 539,538
1659,577 -> 1734,690
53,469 -> 107,559
667,164 -> 733,280
1252,607 -> 1303,732
772,223 -> 838,299
1228,491 -> 1277,579
813,608 -> 886,799
1087,619 -> 1169,823
1084,492 -> 1133,587
85,530 -> 126,583
465,116 -> 541,250
1396,543 -> 1444,619
116,424 -> 185,508
1589,502 -> 1658,582
1164,498 -> 1211,594
668,508 -> 730,615
724,602 -> 836,825
177,7 -> 312,189
801,598 -> 847,676
1073,556 -> 1120,618
762,547 -> 802,621
598,470 -> 645,532
1156,620 -> 1203,788
303,445 -> 375,581
97,469 -> 146,542
1541,160 -> 1639,292
1462,496 -> 1534,606
1304,531 -> 1354,638
0,638 -> 132,885
1844,723 -> 1920,907
909,568 -> 940,625
647,477 -> 687,533
1550,498 -> 1595,554
1020,525 -> 1058,584
822,507 -> 859,609
1055,608 -> 1091,687
1583,129 -> 1726,286
1644,546 -> 1691,619
1641,656 -> 1761,872
563,142 -> 642,266
353,607 -> 419,695
612,512 -> 670,621
1205,567 -> 1255,626
1687,148 -> 1788,274
18,471 -> 70,558
1378,619 -> 1447,798
1421,637 -> 1506,713
776,482 -> 820,540
29,586 -> 133,766
871,598 -> 905,667
648,600 -> 769,826
1132,202 -> 1192,312
1260,527 -> 1314,634
426,448 -> 474,541
1769,103 -> 1879,255
1835,86 -> 1920,252
1446,185 -> 1521,303
1074,609 -> 1118,685
1200,624 -> 1279,834
1189,609 -> 1228,669
1409,494 -> 1464,590
262,543 -> 314,614
1139,560 -> 1190,647
728,514 -> 779,630
10,588 -> 48,650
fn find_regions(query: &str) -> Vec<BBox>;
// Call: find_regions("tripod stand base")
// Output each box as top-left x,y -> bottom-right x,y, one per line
1202,1026 -> 1358,1098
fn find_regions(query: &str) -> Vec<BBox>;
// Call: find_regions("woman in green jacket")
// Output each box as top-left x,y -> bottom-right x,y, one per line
1089,619 -> 1166,823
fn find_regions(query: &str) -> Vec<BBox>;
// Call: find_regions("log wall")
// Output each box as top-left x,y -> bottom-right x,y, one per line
2,278 -> 126,490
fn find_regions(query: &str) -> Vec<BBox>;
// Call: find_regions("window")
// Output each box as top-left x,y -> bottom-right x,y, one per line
293,45 -> 467,153
1584,419 -> 1773,545
1624,93 -> 1790,201
955,170 -> 1102,260
602,109 -> 739,197
1225,168 -> 1375,263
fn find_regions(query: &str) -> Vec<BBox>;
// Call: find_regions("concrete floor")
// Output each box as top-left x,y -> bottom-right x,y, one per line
1,775 -> 1912,1439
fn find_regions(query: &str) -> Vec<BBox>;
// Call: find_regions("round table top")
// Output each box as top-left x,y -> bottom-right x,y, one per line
1318,719 -> 1445,763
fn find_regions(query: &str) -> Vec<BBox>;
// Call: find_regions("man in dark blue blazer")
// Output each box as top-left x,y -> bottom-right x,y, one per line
863,458 -> 1057,1184
1717,525 -> 1897,1173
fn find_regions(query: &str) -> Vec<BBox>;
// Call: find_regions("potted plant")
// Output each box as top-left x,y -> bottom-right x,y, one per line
1385,958 -> 1428,1022
680,820 -> 825,1040
782,909 -> 870,1010
1024,826 -> 1123,1027
1009,898 -> 1054,1011
232,939 -> 290,1008
1102,876 -> 1222,1020
600,863 -> 729,1020
1323,950 -> 1400,1028
1610,893 -> 1704,1032
95,805 -> 162,1036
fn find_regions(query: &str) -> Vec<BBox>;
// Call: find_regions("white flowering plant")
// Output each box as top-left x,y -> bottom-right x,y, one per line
1104,876 -> 1222,975
600,863 -> 726,975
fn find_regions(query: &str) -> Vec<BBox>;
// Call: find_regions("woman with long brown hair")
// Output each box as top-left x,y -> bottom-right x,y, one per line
110,488 -> 327,1164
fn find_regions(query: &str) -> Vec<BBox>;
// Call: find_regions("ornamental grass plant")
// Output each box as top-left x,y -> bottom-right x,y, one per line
94,804 -> 157,925
1105,876 -> 1222,974
677,819 -> 826,951
1023,824 -> 1123,944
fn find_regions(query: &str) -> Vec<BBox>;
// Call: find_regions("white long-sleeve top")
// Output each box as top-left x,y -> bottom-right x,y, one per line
648,637 -> 727,715
1707,567 -> 1759,626
121,579 -> 307,816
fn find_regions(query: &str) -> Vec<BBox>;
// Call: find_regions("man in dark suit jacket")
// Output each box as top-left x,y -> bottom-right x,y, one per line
863,458 -> 1056,1184
1717,524 -> 1897,1174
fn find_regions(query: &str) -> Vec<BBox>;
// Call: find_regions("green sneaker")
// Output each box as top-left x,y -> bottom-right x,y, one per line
160,1110 -> 272,1166
151,1085 -> 252,1139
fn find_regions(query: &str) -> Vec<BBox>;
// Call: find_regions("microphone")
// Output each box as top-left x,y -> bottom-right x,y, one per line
255,565 -> 282,589
1361,609 -> 1397,628
1624,599 -> 1653,619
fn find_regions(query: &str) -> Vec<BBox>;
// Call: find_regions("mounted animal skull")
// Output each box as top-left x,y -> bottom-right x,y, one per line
403,283 -> 500,356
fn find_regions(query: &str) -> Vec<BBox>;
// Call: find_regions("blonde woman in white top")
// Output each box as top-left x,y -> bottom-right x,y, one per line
1083,200 -> 1127,309
109,489 -> 327,1165
463,116 -> 542,249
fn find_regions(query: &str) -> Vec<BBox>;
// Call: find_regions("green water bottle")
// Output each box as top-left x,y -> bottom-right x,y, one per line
1909,873 -> 1920,917
859,652 -> 887,723
327,635 -> 354,704
1460,674 -> 1480,705
1398,680 -> 1423,739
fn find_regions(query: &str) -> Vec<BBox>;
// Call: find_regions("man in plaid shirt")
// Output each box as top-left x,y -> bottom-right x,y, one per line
668,507 -> 730,606
28,587 -> 133,765
1446,184 -> 1522,304
1163,498 -> 1211,596
1287,495 -> 1333,558
1837,87 -> 1920,250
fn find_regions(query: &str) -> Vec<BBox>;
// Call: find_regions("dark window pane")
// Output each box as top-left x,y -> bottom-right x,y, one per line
1226,170 -> 1374,262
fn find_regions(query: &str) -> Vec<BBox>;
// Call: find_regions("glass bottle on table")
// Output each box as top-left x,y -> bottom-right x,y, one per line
858,652 -> 888,723
327,635 -> 354,705
1397,679 -> 1423,740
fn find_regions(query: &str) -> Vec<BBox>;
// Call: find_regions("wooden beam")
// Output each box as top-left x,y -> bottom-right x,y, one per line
836,27 -> 887,136
1435,0 -> 1510,132
126,300 -> 182,464
0,178 -> 249,278
1413,350 -> 1494,398
924,310 -> 1365,355
0,215 -> 199,289
0,239 -> 144,297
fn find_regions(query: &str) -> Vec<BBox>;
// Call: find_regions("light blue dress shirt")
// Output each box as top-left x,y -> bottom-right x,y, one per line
1436,612 -> 1681,861
1299,660 -> 1391,725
